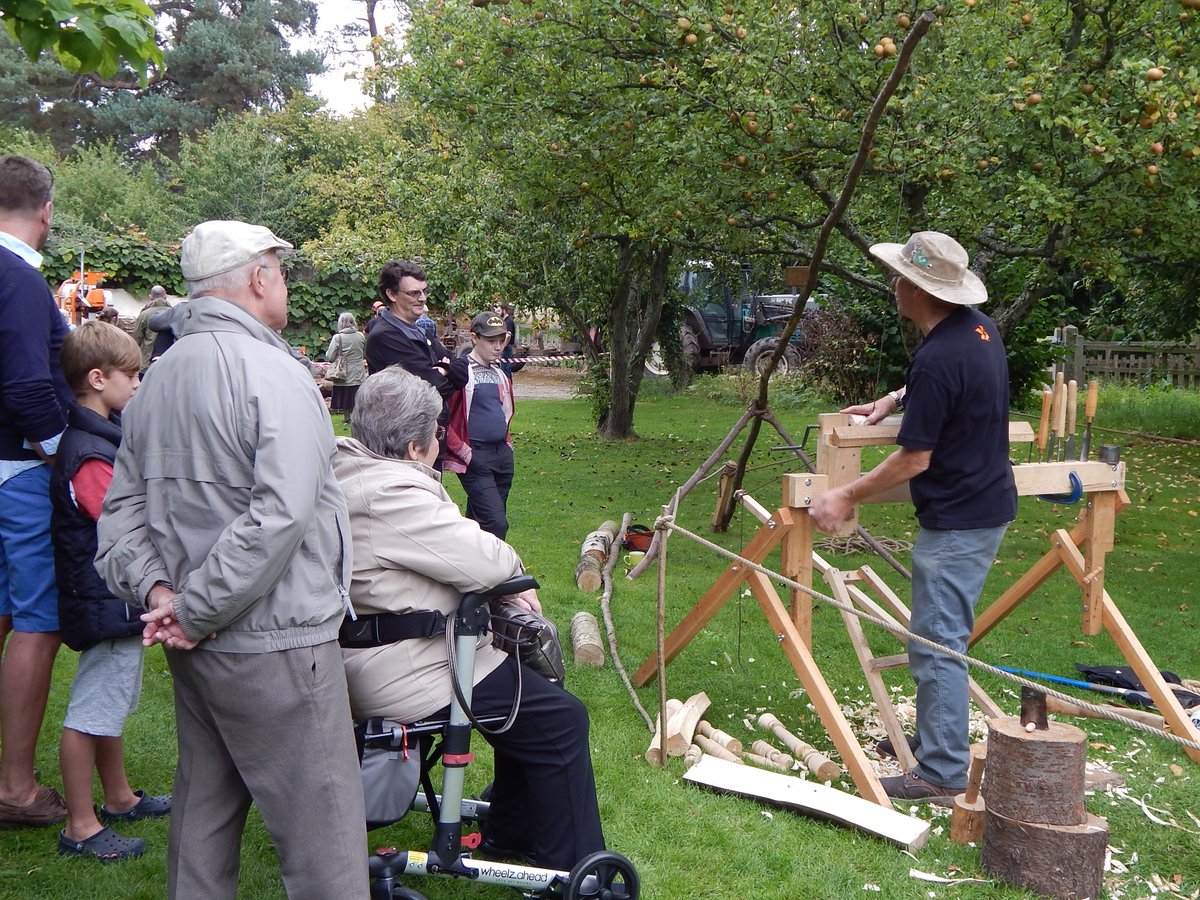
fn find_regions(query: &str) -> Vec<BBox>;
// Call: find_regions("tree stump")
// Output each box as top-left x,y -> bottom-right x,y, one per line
981,810 -> 1108,900
984,717 -> 1086,826
570,611 -> 605,666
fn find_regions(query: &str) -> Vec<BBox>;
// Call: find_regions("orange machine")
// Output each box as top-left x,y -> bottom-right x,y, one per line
57,269 -> 111,325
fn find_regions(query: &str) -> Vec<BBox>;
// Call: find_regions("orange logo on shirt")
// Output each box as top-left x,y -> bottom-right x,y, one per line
975,325 -> 990,341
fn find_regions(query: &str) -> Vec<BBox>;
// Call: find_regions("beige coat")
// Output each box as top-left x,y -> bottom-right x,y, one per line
333,437 -> 523,721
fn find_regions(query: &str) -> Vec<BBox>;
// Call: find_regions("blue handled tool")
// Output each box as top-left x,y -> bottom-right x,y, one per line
994,666 -> 1155,707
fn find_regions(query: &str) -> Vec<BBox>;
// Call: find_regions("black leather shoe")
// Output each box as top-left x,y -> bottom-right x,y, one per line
874,734 -> 920,761
879,770 -> 959,805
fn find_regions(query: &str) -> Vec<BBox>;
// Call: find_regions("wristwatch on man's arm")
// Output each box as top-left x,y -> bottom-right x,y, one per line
888,389 -> 905,411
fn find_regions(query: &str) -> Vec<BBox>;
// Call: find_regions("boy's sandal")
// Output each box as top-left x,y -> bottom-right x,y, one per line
58,827 -> 146,862
100,789 -> 172,823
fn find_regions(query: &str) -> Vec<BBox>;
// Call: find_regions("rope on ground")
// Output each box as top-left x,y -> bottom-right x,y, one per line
599,513 -> 655,732
652,514 -> 1200,754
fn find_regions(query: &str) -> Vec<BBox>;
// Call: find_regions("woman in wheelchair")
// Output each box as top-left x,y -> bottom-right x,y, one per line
333,366 -> 606,872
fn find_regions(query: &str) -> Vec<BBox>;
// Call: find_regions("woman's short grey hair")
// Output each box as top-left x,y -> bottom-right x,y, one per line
352,366 -> 442,459
187,251 -> 273,299
337,311 -> 358,331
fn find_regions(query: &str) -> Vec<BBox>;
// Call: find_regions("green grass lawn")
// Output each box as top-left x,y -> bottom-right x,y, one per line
3,376 -> 1198,899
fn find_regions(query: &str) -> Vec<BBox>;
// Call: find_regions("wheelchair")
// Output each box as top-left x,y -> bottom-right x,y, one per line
344,576 -> 640,899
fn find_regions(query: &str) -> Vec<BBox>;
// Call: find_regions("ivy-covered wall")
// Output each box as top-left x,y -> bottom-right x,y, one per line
42,227 -> 377,354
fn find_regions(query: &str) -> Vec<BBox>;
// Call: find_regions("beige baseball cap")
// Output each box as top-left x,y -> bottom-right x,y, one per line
180,220 -> 293,282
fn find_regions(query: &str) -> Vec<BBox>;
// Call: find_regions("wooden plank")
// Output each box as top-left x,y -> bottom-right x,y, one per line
683,755 -> 931,852
830,420 -> 1035,448
633,517 -> 786,687
787,460 -> 1125,508
737,490 -> 773,525
815,413 -> 860,535
780,509 -> 813,646
1082,490 -> 1116,635
745,569 -> 890,807
828,570 -> 918,773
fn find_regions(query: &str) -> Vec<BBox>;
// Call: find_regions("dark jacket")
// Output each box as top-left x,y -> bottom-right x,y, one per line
364,309 -> 466,399
50,404 -> 141,651
0,244 -> 71,460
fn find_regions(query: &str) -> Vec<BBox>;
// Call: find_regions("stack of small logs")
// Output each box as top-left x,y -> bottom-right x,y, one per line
570,519 -> 617,666
981,690 -> 1108,900
644,697 -> 842,783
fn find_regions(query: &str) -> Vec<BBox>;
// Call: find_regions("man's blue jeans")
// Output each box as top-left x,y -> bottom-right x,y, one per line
909,523 -> 1008,789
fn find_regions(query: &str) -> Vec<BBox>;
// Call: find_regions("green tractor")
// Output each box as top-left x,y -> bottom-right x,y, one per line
646,266 -> 816,379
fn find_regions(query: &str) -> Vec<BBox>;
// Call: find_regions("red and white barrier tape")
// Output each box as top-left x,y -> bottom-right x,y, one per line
508,352 -> 607,365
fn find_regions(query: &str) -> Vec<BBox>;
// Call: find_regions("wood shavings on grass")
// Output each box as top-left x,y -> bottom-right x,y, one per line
908,868 -> 992,886
1109,787 -> 1199,834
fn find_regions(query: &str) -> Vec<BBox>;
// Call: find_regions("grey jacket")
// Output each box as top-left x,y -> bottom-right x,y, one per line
97,295 -> 353,653
334,437 -> 522,721
325,327 -> 366,386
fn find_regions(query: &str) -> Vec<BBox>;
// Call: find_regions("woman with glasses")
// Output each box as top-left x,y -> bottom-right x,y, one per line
335,367 -> 606,871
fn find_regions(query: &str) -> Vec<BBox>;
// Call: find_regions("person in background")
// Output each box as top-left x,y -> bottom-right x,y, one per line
365,259 -> 466,463
810,231 -> 1015,804
0,154 -> 71,829
363,299 -> 385,335
498,302 -> 523,379
131,285 -> 170,371
325,311 -> 366,423
445,311 -> 517,539
96,220 -> 367,898
51,321 -> 171,862
97,306 -> 119,325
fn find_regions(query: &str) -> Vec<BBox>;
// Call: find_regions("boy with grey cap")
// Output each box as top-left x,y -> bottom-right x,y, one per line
97,220 -> 367,897
444,311 -> 517,538
810,231 -> 1016,804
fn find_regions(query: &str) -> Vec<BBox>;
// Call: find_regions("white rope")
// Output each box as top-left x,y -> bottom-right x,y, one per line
655,515 -> 1200,753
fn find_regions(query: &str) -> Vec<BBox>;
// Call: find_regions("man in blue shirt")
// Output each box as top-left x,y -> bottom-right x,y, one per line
0,155 -> 72,827
811,231 -> 1016,804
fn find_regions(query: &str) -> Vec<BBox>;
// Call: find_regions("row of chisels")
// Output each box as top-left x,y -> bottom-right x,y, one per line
1036,374 -> 1098,462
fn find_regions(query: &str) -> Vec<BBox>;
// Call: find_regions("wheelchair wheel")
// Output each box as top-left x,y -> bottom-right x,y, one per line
563,851 -> 640,899
390,887 -> 428,900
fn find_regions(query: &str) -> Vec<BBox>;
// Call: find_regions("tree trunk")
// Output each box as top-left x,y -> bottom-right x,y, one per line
597,240 -> 671,438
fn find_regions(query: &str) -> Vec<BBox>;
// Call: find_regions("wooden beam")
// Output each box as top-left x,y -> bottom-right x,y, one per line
737,490 -> 774,525
780,507 -> 813,646
684,756 -> 930,852
829,420 -> 1035,448
633,515 -> 786,687
745,569 -> 891,807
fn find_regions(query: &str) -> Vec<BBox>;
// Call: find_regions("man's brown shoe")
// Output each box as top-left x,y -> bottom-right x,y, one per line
879,770 -> 959,806
0,785 -> 67,827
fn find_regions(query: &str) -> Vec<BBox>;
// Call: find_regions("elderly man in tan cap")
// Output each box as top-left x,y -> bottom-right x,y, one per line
810,231 -> 1017,804
97,221 -> 367,897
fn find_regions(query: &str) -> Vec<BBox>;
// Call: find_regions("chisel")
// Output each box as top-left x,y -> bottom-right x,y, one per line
1036,388 -> 1052,462
1064,379 -> 1078,461
1048,372 -> 1065,462
1079,379 -> 1098,461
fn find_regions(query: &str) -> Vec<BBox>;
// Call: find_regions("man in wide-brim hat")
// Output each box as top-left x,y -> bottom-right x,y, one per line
811,231 -> 1017,804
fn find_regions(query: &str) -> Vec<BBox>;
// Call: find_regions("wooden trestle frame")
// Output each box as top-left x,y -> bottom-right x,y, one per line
633,413 -> 1200,809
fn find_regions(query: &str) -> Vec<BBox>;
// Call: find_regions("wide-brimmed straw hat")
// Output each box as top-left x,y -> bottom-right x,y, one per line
869,231 -> 987,306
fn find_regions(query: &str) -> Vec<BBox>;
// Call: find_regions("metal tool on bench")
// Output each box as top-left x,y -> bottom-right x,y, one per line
1079,379 -> 1099,461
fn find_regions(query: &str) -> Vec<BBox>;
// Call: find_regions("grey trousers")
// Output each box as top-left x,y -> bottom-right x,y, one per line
165,642 -> 367,899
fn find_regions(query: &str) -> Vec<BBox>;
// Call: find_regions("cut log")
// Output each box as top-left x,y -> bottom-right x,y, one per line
949,744 -> 987,845
750,740 -> 795,771
664,692 -> 711,757
757,712 -> 841,781
569,611 -> 605,666
694,734 -> 742,764
574,520 -> 618,592
684,755 -> 930,852
982,808 -> 1108,900
984,717 -> 1086,826
696,720 -> 743,755
645,698 -> 683,766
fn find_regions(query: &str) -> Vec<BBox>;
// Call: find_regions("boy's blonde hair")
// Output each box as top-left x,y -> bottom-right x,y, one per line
61,320 -> 141,397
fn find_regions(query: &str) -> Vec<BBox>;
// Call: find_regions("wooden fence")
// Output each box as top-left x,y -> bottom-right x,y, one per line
1057,326 -> 1200,388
